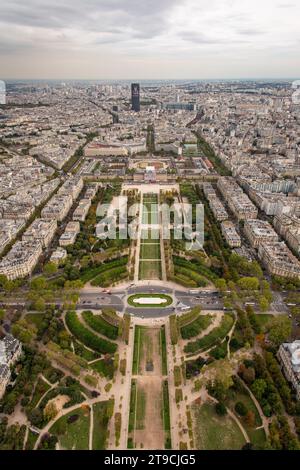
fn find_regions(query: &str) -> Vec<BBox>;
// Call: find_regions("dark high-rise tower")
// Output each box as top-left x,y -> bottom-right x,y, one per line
131,83 -> 140,112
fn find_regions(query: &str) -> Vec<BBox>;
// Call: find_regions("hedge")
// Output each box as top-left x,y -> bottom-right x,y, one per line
66,311 -> 117,354
181,314 -> 213,340
184,314 -> 234,354
82,311 -> 118,340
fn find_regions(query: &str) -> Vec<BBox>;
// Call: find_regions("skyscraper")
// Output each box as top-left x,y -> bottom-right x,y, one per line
131,83 -> 140,112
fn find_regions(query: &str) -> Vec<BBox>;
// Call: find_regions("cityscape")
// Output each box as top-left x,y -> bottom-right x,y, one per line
0,0 -> 300,460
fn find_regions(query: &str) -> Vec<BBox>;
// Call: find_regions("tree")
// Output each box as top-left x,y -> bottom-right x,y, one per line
235,402 -> 248,417
237,277 -> 260,292
0,308 -> 5,323
215,402 -> 227,416
0,274 -> 8,290
11,319 -> 37,344
268,316 -> 292,347
259,296 -> 269,312
215,279 -> 227,292
251,379 -> 267,401
44,402 -> 58,421
33,298 -> 46,312
30,276 -> 47,291
242,367 -> 255,385
44,262 -> 58,276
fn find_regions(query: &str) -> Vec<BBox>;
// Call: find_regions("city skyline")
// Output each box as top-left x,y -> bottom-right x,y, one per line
0,0 -> 299,80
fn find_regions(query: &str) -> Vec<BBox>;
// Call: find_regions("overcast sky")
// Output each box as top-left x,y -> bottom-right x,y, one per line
0,0 -> 299,79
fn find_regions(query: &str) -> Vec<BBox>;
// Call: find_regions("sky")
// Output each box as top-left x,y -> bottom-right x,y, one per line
0,0 -> 299,79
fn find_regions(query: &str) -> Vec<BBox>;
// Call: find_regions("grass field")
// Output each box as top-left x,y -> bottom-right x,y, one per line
141,229 -> 160,242
90,358 -> 115,379
192,402 -> 246,450
227,381 -> 266,448
140,243 -> 161,260
92,401 -> 113,450
128,293 -> 173,308
184,314 -> 234,354
139,260 -> 162,280
50,406 -> 90,450
25,430 -> 39,450
160,327 -> 168,376
142,211 -> 159,225
30,377 -> 51,408
25,313 -> 45,329
132,326 -> 143,375
136,385 -> 146,430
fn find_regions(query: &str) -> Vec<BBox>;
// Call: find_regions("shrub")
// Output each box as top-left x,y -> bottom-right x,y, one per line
215,402 -> 227,416
66,311 -> 117,354
235,402 -> 248,417
82,311 -> 118,340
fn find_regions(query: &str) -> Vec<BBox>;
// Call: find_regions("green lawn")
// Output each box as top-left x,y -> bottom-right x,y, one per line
140,243 -> 161,260
30,377 -> 51,408
160,326 -> 168,376
25,313 -> 45,329
142,211 -> 159,225
141,228 -> 160,242
90,358 -> 115,379
192,402 -> 246,450
92,401 -> 113,450
50,407 -> 90,450
255,314 -> 275,331
139,260 -> 162,280
25,430 -> 39,450
136,385 -> 146,430
128,293 -> 173,308
184,314 -> 234,354
132,326 -> 144,375
226,382 -> 266,448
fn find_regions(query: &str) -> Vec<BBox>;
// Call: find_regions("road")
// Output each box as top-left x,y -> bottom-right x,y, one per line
78,287 -> 224,318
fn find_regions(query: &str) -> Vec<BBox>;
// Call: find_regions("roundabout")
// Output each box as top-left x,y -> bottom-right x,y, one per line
127,293 -> 173,308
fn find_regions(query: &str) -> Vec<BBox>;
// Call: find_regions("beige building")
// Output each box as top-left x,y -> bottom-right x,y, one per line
0,335 -> 22,399
221,221 -> 241,248
59,221 -> 80,247
258,242 -> 300,279
72,199 -> 91,222
41,194 -> 73,222
244,219 -> 278,248
278,341 -> 300,400
22,218 -> 57,248
0,241 -> 43,280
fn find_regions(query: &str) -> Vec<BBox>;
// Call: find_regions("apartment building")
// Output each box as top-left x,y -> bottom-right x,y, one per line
58,176 -> 84,201
41,194 -> 73,222
59,221 -> 80,247
244,219 -> 278,248
221,221 -> 241,248
278,341 -> 300,400
258,242 -> 300,279
50,247 -> 67,265
0,241 -> 43,280
217,177 -> 258,221
274,215 -> 300,255
0,335 -> 22,399
22,218 -> 57,248
72,199 -> 91,222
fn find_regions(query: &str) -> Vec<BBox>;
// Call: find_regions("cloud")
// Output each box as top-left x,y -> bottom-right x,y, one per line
0,0 -> 299,78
